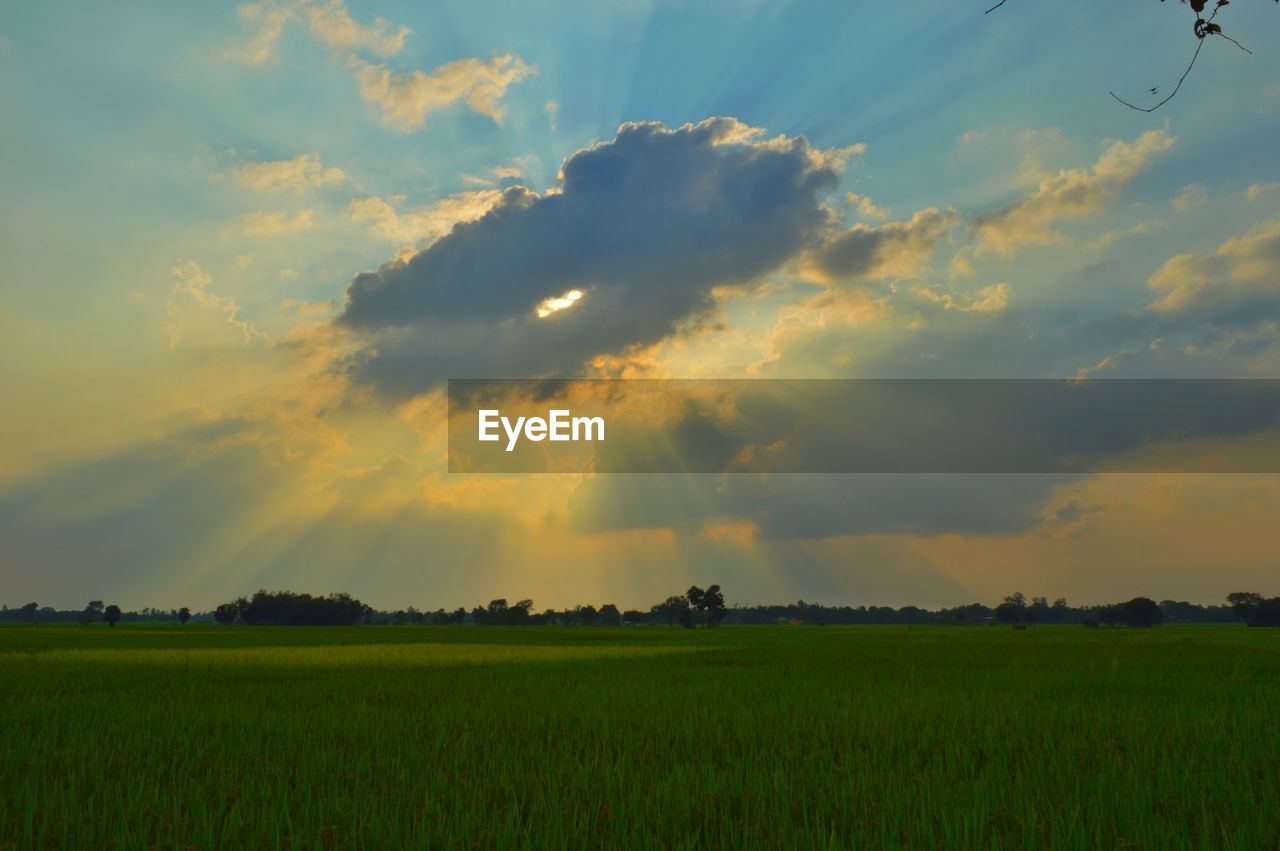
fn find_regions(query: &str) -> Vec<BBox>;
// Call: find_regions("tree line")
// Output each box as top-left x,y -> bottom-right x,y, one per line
0,601 -> 190,626
5,588 -> 1279,627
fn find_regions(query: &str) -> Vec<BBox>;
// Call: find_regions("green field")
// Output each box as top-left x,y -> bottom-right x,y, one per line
2,625 -> 1277,850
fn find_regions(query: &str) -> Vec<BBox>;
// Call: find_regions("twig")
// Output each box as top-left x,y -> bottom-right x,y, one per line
1110,36 -> 1206,112
1214,32 -> 1253,54
1109,2 -> 1249,112
987,0 -> 1255,112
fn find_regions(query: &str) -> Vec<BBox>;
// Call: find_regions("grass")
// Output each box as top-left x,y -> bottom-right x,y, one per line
1,624 -> 1277,850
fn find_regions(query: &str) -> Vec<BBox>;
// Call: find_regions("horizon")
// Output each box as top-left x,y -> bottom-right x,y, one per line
1,587 -> 1253,615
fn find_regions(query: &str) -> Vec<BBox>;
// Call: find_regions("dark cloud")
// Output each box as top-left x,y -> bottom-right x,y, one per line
336,118 -> 845,397
810,208 -> 956,281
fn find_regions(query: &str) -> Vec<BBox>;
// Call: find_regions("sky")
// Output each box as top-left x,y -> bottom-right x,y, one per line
2,0 -> 1279,612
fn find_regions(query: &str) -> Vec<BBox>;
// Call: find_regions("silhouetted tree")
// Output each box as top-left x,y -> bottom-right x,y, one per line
1119,597 -> 1163,628
505,600 -> 533,626
20,602 -> 39,624
103,605 -> 121,628
1026,596 -> 1051,625
1227,591 -> 1265,619
995,593 -> 1026,625
218,590 -> 369,626
178,607 -> 191,625
599,604 -> 622,626
687,586 -> 706,626
79,600 -> 104,625
1227,592 -> 1280,626
701,585 -> 727,627
650,596 -> 690,626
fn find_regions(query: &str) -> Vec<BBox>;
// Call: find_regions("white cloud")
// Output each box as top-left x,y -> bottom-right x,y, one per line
229,0 -> 409,64
973,129 -> 1176,257
846,192 -> 889,222
902,281 -> 1011,314
238,210 -> 317,238
348,190 -> 505,248
166,261 -> 267,346
1172,183 -> 1207,212
460,157 -> 539,188
1148,217 -> 1280,315
1245,182 -> 1279,200
303,0 -> 410,55
227,2 -> 292,64
227,154 -> 347,194
948,254 -> 975,280
348,54 -> 535,132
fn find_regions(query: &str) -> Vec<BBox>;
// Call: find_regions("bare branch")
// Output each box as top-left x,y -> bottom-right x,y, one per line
1110,36 -> 1206,112
1214,31 -> 1253,54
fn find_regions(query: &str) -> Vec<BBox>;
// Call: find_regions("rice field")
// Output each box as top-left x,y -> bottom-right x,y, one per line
1,624 -> 1277,850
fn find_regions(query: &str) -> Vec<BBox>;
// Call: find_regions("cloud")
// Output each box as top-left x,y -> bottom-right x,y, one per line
846,191 -> 889,221
347,190 -> 505,249
227,2 -> 531,136
1245,182 -> 1279,200
166,261 -> 267,346
335,118 -> 845,398
227,154 -> 347,194
229,0 -> 409,64
1172,183 -> 1207,212
237,209 -> 317,238
807,208 -> 956,282
348,54 -> 535,132
1148,217 -> 1280,318
900,281 -> 1011,314
302,0 -> 410,55
973,129 -> 1176,257
228,2 -> 292,64
948,254 -> 975,280
461,158 -> 536,188
545,100 -> 560,131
